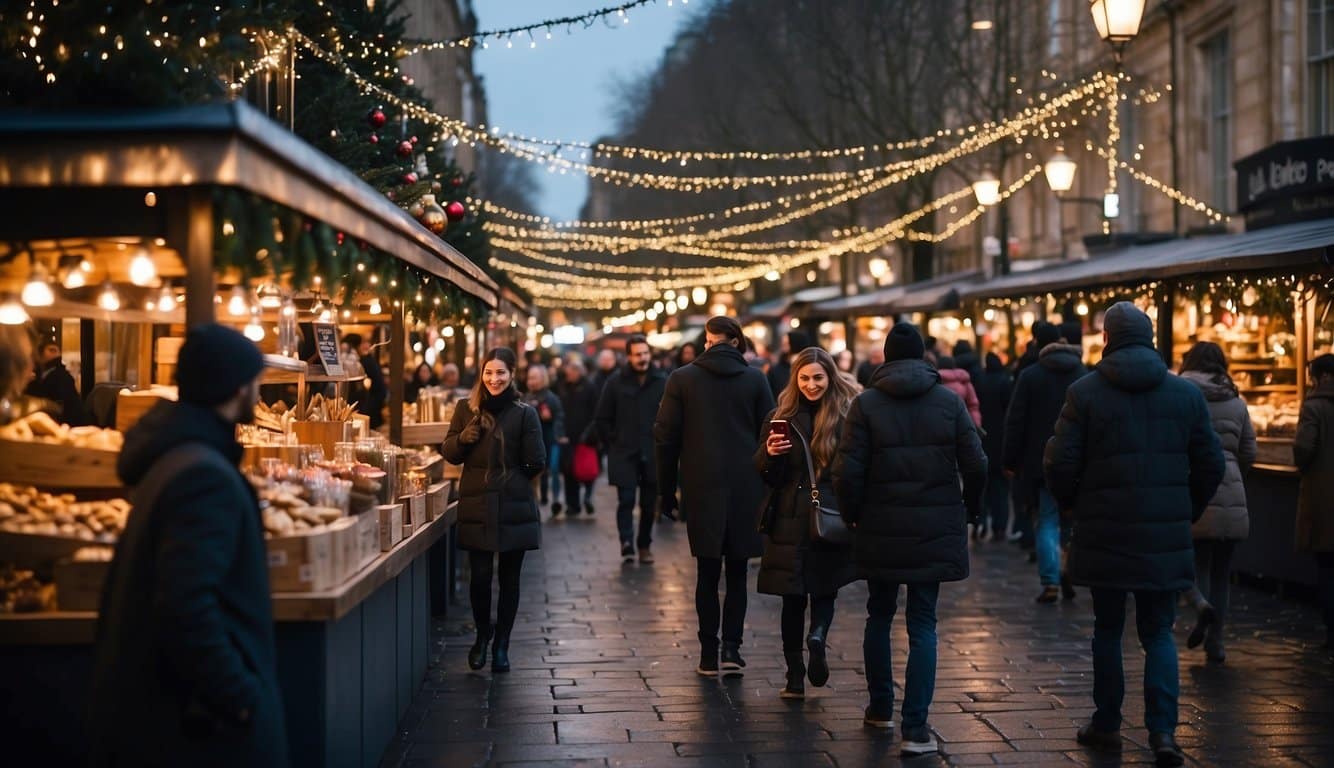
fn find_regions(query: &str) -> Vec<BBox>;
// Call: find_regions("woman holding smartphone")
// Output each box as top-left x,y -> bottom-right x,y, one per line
443,348 -> 545,673
755,346 -> 860,699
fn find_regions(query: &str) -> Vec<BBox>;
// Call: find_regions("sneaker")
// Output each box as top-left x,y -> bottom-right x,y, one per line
1035,586 -> 1060,604
1186,604 -> 1216,649
862,706 -> 894,729
720,642 -> 746,677
1149,732 -> 1184,767
621,543 -> 635,563
1076,723 -> 1122,752
638,548 -> 655,565
696,649 -> 719,677
779,685 -> 805,700
900,725 -> 937,755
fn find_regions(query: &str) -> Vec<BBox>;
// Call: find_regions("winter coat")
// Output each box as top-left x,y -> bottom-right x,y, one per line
25,359 -> 91,426
655,343 -> 775,559
938,368 -> 983,426
974,366 -> 1013,468
1044,344 -> 1225,592
596,366 -> 668,487
523,387 -> 565,455
442,393 -> 545,552
1295,380 -> 1334,553
90,401 -> 288,768
1180,371 -> 1256,541
754,401 -> 857,597
832,359 -> 988,584
558,376 -> 600,447
955,351 -> 984,385
1003,343 -> 1087,491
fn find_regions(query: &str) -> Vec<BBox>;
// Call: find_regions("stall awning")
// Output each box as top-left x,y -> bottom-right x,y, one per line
892,270 -> 985,314
745,285 -> 843,320
0,101 -> 498,307
810,270 -> 984,318
960,218 -> 1334,302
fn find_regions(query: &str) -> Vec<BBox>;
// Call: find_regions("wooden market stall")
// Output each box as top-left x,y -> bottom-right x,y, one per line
0,102 -> 497,768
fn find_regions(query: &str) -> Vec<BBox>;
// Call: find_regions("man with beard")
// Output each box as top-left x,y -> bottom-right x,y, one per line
90,324 -> 288,767
596,335 -> 668,562
25,337 -> 90,426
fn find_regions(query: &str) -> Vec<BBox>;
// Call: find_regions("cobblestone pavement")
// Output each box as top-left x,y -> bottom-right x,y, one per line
382,482 -> 1334,768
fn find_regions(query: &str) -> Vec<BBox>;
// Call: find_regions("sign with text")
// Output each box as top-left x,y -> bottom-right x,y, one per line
1235,136 -> 1334,229
312,323 -> 344,377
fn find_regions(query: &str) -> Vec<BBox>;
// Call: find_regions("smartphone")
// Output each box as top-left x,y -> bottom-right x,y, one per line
769,419 -> 790,437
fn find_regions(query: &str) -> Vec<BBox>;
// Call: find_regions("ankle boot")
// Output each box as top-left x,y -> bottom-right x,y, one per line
468,627 -> 493,671
781,650 -> 805,699
720,641 -> 746,677
806,623 -> 830,687
491,633 -> 511,673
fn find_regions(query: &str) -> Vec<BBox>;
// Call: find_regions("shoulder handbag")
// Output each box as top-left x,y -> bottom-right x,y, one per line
790,425 -> 850,545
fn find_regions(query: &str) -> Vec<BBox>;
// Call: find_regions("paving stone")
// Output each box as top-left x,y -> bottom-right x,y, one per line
378,482 -> 1334,768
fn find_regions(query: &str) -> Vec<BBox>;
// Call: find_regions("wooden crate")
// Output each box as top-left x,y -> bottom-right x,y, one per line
290,421 -> 354,460
266,526 -> 338,592
0,440 -> 121,488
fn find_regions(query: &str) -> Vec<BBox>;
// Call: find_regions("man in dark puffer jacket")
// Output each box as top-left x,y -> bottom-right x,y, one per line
1045,302 -> 1223,767
834,322 -> 986,756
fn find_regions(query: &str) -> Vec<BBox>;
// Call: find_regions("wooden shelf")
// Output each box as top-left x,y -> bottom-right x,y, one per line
1240,385 -> 1300,393
401,422 -> 449,447
0,611 -> 98,646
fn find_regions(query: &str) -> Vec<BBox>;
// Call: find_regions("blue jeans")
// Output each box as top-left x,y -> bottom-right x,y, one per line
1036,487 -> 1068,585
1090,588 -> 1179,735
864,581 -> 940,729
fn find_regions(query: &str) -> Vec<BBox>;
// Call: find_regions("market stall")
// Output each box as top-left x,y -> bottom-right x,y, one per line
0,102 -> 497,768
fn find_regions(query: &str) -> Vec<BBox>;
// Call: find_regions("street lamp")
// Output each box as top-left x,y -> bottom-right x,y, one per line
1043,149 -> 1077,193
972,170 -> 1001,206
1088,0 -> 1146,47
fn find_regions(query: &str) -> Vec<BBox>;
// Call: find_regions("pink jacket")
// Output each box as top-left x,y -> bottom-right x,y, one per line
938,368 -> 983,427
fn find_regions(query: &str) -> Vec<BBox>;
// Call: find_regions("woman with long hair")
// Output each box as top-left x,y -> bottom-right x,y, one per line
755,346 -> 860,699
442,348 -> 545,673
1178,341 -> 1256,663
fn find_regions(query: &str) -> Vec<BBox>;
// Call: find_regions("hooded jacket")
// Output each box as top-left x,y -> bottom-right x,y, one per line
655,342 -> 775,559
1295,379 -> 1334,553
90,401 -> 288,768
833,359 -> 987,584
937,368 -> 983,426
595,364 -> 668,486
1180,371 -> 1256,540
1003,342 -> 1087,487
1045,343 -> 1225,591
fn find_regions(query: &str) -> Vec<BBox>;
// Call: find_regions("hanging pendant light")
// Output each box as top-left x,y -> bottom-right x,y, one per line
128,245 -> 157,286
97,282 -> 121,312
21,262 -> 55,307
0,293 -> 29,325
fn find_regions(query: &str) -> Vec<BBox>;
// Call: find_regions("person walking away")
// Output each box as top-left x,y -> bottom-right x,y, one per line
557,358 -> 600,516
656,316 -> 775,677
755,347 -> 859,700
523,364 -> 565,513
442,348 -> 545,673
767,330 -> 814,397
833,322 -> 987,755
1003,321 -> 1086,602
855,346 -> 885,387
1295,353 -> 1334,654
936,356 -> 983,427
974,353 -> 1014,541
952,340 -> 984,385
596,334 -> 668,563
1178,342 -> 1256,664
90,324 -> 288,767
1046,302 -> 1224,767
24,337 -> 91,426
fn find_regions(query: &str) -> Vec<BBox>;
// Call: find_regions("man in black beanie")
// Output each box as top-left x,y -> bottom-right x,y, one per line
834,321 -> 986,755
90,324 -> 289,768
1046,302 -> 1223,767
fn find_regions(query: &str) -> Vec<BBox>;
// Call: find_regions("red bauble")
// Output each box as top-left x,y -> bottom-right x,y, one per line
402,172 -> 419,185
410,135 -> 419,144
445,201 -> 466,222
450,176 -> 463,188
336,232 -> 345,245
396,140 -> 413,158
368,133 -> 380,145
367,108 -> 387,130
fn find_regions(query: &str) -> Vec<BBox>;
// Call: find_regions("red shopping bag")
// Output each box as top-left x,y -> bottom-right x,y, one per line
572,444 -> 600,483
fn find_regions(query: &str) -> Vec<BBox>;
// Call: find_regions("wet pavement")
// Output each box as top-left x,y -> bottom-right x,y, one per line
381,482 -> 1334,767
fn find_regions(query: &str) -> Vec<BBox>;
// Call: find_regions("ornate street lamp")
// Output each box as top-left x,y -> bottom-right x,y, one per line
1043,149 -> 1077,193
1088,0 -> 1147,46
972,170 -> 1001,206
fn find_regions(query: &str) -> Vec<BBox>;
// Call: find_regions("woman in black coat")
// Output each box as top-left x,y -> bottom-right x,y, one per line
556,358 -> 601,515
442,348 -> 545,673
973,353 -> 1013,540
755,347 -> 859,699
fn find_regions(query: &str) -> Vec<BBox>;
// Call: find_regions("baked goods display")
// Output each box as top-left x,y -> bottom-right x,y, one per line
0,565 -> 55,613
1246,397 -> 1302,438
0,412 -> 123,451
0,484 -> 130,542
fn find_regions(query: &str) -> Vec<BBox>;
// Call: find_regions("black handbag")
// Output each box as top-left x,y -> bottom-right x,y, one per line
791,425 -> 850,545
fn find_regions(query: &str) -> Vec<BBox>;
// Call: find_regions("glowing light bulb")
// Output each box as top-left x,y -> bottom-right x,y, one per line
157,285 -> 175,313
368,299 -> 382,315
21,264 -> 54,307
227,287 -> 248,317
128,249 -> 156,286
97,282 -> 121,312
692,286 -> 708,305
243,321 -> 266,341
62,267 -> 86,290
0,294 -> 28,325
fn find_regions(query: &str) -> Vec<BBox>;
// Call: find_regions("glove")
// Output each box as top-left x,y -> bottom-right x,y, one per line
657,494 -> 679,522
458,421 -> 482,445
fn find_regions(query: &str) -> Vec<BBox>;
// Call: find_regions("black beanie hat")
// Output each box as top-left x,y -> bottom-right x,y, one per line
175,323 -> 265,406
883,322 -> 926,362
1103,301 -> 1155,354
1033,321 -> 1061,350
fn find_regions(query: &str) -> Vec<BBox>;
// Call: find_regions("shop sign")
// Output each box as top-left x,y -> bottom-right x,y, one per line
1235,136 -> 1334,230
312,322 -> 344,377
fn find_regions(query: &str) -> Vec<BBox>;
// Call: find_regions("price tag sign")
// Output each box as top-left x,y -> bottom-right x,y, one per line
313,323 -> 344,377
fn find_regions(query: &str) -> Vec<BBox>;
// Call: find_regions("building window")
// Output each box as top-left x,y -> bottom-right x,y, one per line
1203,31 -> 1232,212
1309,0 -> 1334,133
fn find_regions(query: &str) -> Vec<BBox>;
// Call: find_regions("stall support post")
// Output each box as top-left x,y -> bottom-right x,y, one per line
1157,287 -> 1175,365
390,305 -> 406,447
136,324 -> 154,389
79,319 -> 95,397
182,188 -> 215,328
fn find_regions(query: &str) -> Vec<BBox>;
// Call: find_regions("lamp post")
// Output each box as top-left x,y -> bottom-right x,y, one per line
1044,149 -> 1119,259
1088,0 -> 1147,62
973,169 -> 1008,276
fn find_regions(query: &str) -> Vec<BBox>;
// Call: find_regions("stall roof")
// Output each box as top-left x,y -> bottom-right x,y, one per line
0,101 -> 498,306
960,218 -> 1334,302
746,285 -> 843,320
811,269 -> 984,317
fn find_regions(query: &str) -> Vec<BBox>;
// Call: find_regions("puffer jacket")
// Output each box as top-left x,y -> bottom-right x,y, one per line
833,359 -> 987,584
1045,344 -> 1225,591
938,368 -> 983,426
1180,371 -> 1256,540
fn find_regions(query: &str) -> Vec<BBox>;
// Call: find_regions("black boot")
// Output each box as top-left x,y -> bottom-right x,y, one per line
1187,603 -> 1216,650
781,650 -> 805,699
1149,732 -> 1185,767
491,633 -> 511,673
806,623 -> 830,687
720,641 -> 746,677
468,626 -> 493,671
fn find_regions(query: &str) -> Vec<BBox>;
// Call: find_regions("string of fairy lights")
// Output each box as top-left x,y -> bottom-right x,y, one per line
397,0 -> 663,55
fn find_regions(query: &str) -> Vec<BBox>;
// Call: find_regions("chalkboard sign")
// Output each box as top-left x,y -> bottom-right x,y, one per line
312,323 -> 344,377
